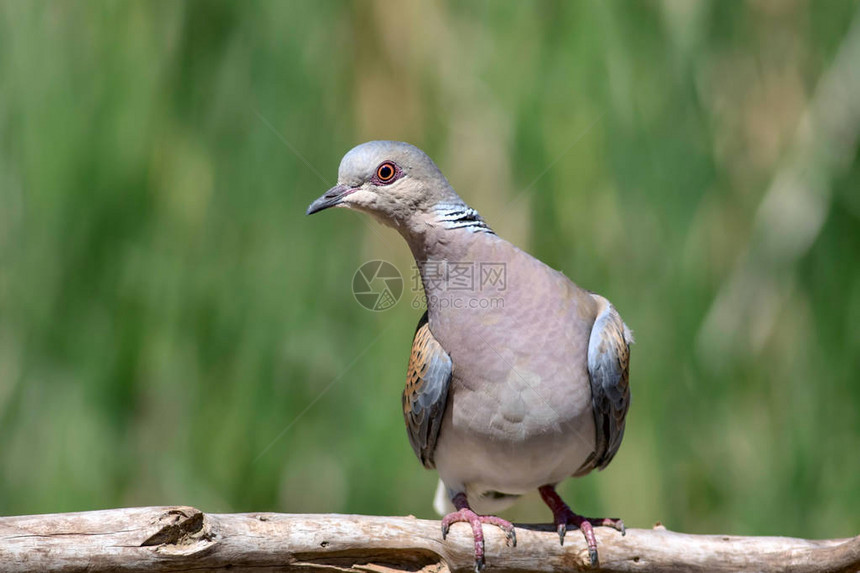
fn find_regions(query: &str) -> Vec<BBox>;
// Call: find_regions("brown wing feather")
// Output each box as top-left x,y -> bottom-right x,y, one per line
575,297 -> 632,475
403,311 -> 452,469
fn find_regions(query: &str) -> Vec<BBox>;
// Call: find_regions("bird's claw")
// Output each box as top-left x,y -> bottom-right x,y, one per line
588,547 -> 599,568
596,517 -> 626,535
541,487 -> 622,569
441,506 -> 516,572
556,517 -> 626,567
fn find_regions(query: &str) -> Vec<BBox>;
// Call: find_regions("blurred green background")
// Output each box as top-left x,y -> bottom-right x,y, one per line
1,0 -> 858,540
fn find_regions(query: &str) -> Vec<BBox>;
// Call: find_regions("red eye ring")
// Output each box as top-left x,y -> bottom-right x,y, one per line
376,162 -> 397,183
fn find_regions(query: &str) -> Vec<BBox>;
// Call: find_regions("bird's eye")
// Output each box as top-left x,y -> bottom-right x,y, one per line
376,162 -> 397,183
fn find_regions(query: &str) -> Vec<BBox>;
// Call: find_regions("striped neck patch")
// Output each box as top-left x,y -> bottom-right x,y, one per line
432,203 -> 494,234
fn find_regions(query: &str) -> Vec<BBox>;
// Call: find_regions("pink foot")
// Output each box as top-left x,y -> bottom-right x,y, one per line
538,485 -> 625,568
441,493 -> 516,572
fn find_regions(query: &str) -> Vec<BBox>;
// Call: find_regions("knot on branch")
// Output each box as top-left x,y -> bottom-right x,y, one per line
141,506 -> 215,556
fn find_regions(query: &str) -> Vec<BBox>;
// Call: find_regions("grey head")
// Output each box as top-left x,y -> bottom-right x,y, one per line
306,141 -> 464,225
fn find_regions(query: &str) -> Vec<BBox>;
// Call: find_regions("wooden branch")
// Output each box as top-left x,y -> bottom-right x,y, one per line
0,506 -> 857,573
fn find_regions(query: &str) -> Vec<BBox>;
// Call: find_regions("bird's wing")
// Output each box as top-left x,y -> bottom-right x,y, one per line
576,295 -> 633,475
403,311 -> 453,469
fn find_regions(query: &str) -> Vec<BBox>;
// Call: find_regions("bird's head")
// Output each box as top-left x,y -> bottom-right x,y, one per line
306,141 -> 462,225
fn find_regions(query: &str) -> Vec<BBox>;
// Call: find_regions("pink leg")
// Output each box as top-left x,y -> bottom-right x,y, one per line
441,493 -> 516,572
538,485 -> 625,567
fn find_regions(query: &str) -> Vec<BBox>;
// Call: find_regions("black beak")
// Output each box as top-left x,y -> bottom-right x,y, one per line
306,184 -> 354,215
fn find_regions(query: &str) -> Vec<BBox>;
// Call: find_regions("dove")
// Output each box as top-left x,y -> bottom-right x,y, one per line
307,141 -> 632,570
